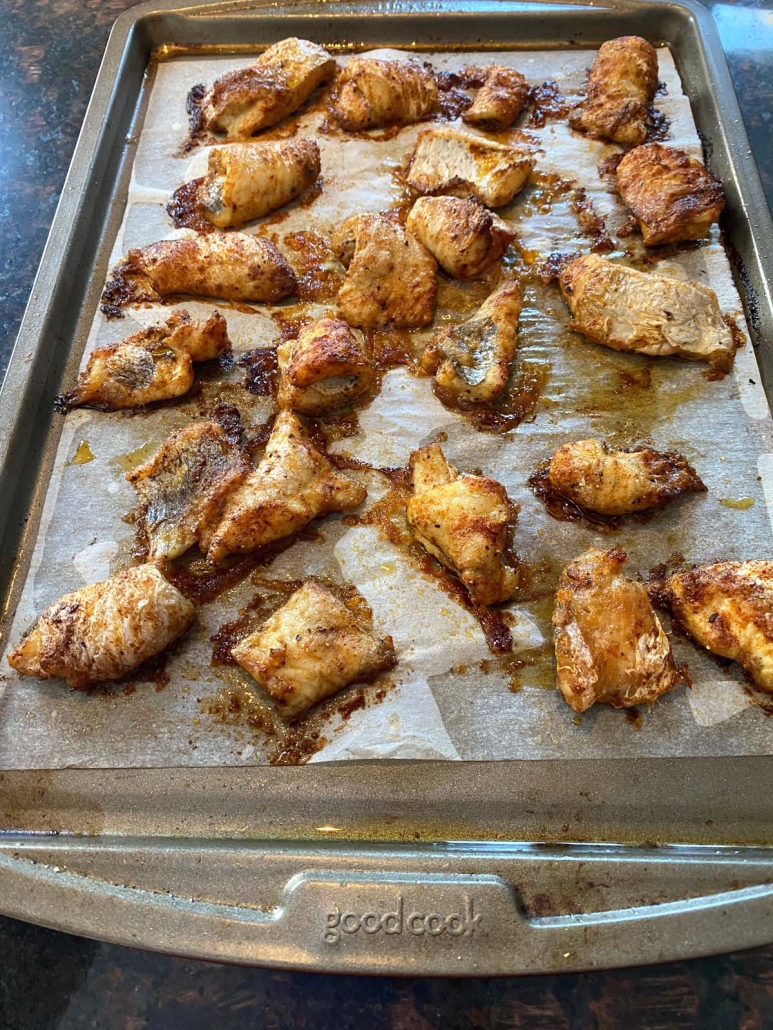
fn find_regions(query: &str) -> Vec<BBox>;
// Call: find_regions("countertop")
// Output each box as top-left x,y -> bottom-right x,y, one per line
1,1 -> 772,1027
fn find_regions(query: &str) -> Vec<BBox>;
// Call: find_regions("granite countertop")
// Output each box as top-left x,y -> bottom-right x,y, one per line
1,1 -> 773,1027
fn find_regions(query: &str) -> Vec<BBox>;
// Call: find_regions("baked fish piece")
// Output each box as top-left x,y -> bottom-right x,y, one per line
422,279 -> 522,404
546,439 -> 705,517
406,126 -> 534,208
276,317 -> 375,415
616,142 -> 725,246
658,560 -> 773,692
101,232 -> 297,316
59,310 -> 229,411
553,547 -> 680,713
332,212 -> 437,329
232,580 -> 395,722
8,565 -> 195,689
405,196 -> 515,280
559,254 -> 737,372
126,420 -> 250,561
407,442 -> 519,607
171,139 -> 321,231
332,55 -> 437,131
202,410 -> 366,563
200,37 -> 336,139
569,35 -> 658,146
462,66 -> 530,131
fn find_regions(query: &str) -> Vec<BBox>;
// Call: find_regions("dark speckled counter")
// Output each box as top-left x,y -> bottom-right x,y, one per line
1,1 -> 773,1026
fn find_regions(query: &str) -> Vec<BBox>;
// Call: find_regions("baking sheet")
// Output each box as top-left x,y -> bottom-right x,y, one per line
2,45 -> 773,768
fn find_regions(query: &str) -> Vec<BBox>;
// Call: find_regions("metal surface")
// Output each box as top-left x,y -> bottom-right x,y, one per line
1,0 -> 772,974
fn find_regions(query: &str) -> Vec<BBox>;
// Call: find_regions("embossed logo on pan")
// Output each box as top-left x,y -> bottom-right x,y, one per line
323,896 -> 481,944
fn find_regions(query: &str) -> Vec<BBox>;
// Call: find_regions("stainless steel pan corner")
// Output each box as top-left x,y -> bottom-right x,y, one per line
1,0 -> 772,975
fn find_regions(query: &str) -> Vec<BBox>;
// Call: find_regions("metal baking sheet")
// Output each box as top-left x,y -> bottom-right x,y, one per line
0,0 -> 772,974
3,41 -> 773,769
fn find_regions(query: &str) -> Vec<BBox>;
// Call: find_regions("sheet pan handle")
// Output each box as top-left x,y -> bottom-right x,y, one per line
3,842 -> 773,974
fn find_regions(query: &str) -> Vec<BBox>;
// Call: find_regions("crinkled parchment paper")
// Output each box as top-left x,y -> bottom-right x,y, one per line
2,46 -> 773,768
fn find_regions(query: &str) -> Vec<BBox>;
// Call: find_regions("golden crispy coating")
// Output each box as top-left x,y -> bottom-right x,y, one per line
407,443 -> 519,607
102,233 -> 297,314
660,561 -> 773,692
559,254 -> 737,371
553,547 -> 680,713
202,410 -> 366,563
332,212 -> 437,329
277,317 -> 375,415
462,66 -> 530,131
422,279 -> 522,403
405,196 -> 515,279
232,580 -> 395,721
196,139 -> 320,230
332,56 -> 438,131
60,311 -> 229,411
126,421 -> 249,561
201,38 -> 336,139
8,566 -> 195,689
406,126 -> 534,207
569,35 -> 658,145
616,143 -> 725,246
547,439 -> 706,516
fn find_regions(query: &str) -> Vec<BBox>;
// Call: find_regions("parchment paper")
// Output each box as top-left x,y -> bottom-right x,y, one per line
2,45 -> 773,768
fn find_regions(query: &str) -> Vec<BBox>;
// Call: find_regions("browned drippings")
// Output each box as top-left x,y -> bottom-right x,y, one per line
434,66 -> 488,91
332,455 -> 410,490
500,649 -> 557,693
363,327 -> 417,396
521,171 -> 575,216
337,689 -> 367,721
283,230 -> 343,301
618,366 -> 653,392
647,106 -> 670,142
597,152 -> 624,178
435,361 -> 550,434
240,347 -> 279,396
200,666 -> 396,765
646,552 -> 690,611
527,80 -> 573,128
723,313 -> 746,357
315,411 -> 361,445
165,553 -> 266,605
270,313 -> 316,348
243,415 -> 276,457
164,529 -> 321,605
625,708 -> 645,730
94,648 -> 172,698
298,179 -> 324,209
343,482 -> 412,548
211,401 -> 244,445
571,188 -> 614,253
537,251 -> 581,285
742,685 -> 773,718
184,83 -> 207,148
435,274 -> 499,317
317,108 -> 404,142
616,215 -> 638,239
199,680 -> 327,764
365,328 -> 414,369
435,87 -> 473,120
